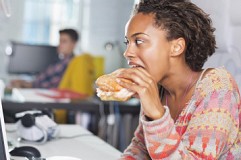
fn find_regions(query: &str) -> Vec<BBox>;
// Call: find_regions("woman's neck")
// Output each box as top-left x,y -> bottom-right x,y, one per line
160,66 -> 201,101
160,66 -> 202,121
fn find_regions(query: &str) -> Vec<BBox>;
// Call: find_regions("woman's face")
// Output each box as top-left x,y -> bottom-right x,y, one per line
124,13 -> 173,83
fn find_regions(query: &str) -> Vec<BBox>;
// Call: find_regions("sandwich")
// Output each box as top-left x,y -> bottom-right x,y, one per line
95,69 -> 135,101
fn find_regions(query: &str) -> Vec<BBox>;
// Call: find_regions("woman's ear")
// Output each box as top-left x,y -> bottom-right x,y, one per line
170,37 -> 186,57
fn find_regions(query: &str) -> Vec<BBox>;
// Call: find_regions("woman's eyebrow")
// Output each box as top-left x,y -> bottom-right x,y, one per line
125,32 -> 150,39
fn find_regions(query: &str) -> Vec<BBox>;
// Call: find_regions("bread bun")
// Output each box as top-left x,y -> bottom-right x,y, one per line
95,69 -> 134,101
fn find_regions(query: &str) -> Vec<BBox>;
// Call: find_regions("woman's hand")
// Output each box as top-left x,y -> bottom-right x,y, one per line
116,67 -> 165,120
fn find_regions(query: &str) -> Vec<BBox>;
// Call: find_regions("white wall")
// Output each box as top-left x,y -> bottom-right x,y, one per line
192,0 -> 241,89
81,0 -> 133,73
0,0 -> 25,80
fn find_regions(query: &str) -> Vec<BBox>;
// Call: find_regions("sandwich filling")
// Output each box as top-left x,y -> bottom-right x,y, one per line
96,88 -> 134,101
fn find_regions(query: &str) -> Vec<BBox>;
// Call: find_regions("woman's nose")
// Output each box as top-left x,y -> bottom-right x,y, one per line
123,46 -> 135,59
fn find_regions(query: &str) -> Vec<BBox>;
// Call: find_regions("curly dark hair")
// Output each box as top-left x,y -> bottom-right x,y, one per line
133,0 -> 216,71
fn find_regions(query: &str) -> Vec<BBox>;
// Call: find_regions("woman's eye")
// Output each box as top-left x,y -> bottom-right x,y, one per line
135,39 -> 144,45
123,40 -> 129,45
124,39 -> 143,46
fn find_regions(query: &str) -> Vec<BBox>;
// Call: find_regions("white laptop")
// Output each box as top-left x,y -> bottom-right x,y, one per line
0,100 -> 10,160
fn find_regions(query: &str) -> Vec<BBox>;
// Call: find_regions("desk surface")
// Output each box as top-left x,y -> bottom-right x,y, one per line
6,124 -> 122,160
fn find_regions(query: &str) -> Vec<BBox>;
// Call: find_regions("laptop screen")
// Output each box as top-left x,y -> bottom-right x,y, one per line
0,101 -> 10,160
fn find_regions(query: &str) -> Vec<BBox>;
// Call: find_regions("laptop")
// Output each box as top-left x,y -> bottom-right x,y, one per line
0,101 -> 10,160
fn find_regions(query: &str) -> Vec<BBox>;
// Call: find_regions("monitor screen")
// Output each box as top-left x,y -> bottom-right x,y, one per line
7,42 -> 59,75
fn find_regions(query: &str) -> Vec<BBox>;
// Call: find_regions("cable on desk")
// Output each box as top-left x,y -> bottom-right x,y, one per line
57,133 -> 94,139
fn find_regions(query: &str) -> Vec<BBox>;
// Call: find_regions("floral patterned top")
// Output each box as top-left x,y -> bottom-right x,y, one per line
120,67 -> 241,160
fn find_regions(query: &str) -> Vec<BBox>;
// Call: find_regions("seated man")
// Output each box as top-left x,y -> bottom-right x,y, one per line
10,28 -> 79,89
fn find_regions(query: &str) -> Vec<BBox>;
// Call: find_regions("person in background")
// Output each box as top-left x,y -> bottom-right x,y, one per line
117,0 -> 241,159
10,28 -> 79,88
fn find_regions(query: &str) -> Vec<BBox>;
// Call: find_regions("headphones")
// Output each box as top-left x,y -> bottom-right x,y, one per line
16,110 -> 59,143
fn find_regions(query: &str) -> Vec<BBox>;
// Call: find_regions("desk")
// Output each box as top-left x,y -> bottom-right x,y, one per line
3,89 -> 140,148
2,98 -> 140,114
6,124 -> 122,160
2,88 -> 140,114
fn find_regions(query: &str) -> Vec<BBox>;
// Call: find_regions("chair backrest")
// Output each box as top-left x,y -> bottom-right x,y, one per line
58,53 -> 95,96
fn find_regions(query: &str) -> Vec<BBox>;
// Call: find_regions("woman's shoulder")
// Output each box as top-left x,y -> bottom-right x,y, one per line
196,66 -> 239,94
202,67 -> 233,81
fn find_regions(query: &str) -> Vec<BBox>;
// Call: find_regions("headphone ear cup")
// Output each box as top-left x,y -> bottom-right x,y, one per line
21,113 -> 35,128
34,116 -> 49,143
17,114 -> 48,143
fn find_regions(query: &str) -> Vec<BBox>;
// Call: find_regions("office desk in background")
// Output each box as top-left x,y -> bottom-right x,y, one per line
2,88 -> 140,114
6,124 -> 122,160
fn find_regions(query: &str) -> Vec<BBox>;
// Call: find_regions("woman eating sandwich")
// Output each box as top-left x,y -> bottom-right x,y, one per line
96,0 -> 241,159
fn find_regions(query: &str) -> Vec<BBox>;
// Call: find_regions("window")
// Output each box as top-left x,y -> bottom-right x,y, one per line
23,0 -> 81,45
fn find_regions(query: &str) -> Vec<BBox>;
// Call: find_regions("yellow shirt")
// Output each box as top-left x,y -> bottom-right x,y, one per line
58,53 -> 95,96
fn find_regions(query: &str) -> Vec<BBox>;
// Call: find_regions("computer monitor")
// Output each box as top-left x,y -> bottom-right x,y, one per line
0,101 -> 10,160
7,42 -> 59,75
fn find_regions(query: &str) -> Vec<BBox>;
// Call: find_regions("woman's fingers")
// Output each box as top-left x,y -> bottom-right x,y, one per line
116,78 -> 139,92
116,67 -> 155,88
116,76 -> 155,99
115,67 -> 158,98
116,68 -> 164,120
132,93 -> 140,99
